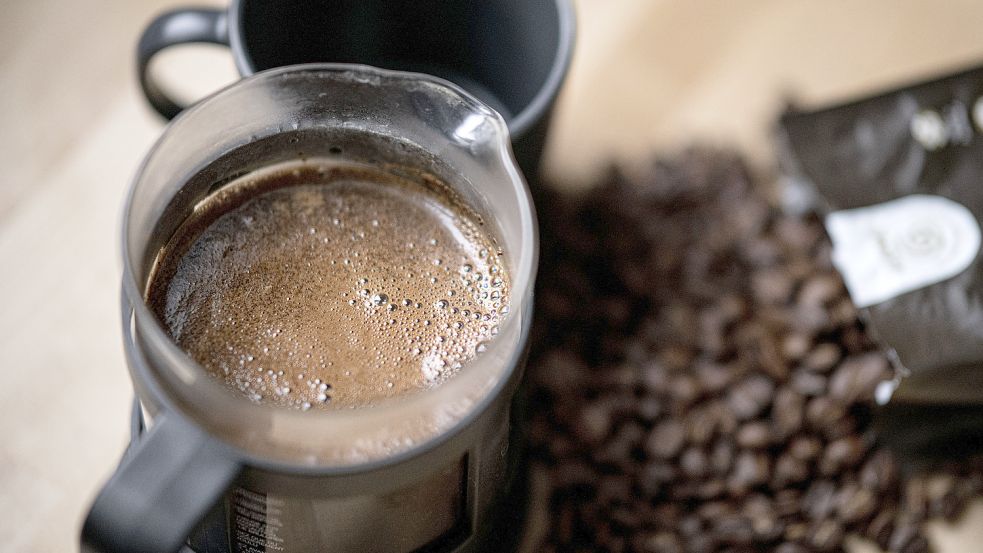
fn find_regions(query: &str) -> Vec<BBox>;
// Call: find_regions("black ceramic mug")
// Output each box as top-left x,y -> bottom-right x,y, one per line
137,0 -> 575,175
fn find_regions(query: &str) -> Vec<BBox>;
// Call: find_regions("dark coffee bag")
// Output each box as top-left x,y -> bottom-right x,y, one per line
779,65 -> 983,459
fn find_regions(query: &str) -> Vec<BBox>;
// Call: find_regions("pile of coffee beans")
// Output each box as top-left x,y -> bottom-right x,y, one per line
525,150 -> 983,552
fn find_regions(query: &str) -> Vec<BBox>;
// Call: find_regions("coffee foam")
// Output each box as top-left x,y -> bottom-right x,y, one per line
147,159 -> 509,409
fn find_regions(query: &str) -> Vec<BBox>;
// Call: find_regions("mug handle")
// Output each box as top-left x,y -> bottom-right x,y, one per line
81,412 -> 242,553
137,8 -> 230,120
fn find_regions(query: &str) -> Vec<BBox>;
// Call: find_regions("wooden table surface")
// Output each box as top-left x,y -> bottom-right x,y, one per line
3,1 -> 983,551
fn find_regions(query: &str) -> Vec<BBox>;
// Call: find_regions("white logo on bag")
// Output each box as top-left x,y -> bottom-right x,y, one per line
825,195 -> 981,307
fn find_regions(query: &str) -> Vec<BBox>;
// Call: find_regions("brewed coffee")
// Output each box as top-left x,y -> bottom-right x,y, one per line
146,160 -> 509,409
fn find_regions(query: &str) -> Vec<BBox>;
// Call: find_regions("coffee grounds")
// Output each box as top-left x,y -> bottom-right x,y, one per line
525,149 -> 983,552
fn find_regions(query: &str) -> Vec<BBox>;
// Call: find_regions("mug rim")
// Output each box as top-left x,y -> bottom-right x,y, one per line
225,0 -> 577,138
121,63 -> 539,475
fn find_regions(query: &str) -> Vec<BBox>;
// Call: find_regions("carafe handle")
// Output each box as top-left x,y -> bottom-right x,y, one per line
81,412 -> 241,553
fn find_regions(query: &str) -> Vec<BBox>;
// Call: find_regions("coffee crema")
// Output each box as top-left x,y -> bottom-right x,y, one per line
146,160 -> 509,409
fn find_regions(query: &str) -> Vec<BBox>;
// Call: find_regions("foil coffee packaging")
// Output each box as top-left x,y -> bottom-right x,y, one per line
779,64 -> 983,461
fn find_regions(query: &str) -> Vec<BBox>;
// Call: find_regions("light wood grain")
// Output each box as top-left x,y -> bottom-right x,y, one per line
2,1 -> 983,551
544,0 -> 983,189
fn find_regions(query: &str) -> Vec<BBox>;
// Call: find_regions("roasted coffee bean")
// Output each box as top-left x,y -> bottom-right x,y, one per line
713,400 -> 739,436
774,543 -> 809,553
678,515 -> 703,538
772,454 -> 809,488
654,502 -> 683,527
574,404 -> 612,446
683,404 -> 723,445
750,515 -> 784,542
790,303 -> 831,333
635,531 -> 683,553
828,352 -> 890,403
772,387 -> 804,438
829,297 -> 859,327
743,325 -> 788,381
669,481 -> 700,501
819,436 -> 866,476
742,498 -> 783,540
712,515 -> 755,545
752,269 -> 793,305
790,371 -> 827,396
903,479 -> 930,521
735,422 -> 771,449
840,324 -> 868,354
695,500 -> 733,524
598,364 -> 638,391
864,508 -> 897,549
597,475 -> 632,506
808,520 -> 844,552
661,346 -> 694,372
802,480 -> 838,520
641,360 -> 670,394
728,451 -> 770,495
697,478 -> 726,500
742,236 -> 782,266
553,503 -> 576,545
624,340 -> 651,365
926,475 -> 961,520
801,342 -> 840,372
694,360 -> 733,393
788,435 -> 822,461
710,439 -> 735,475
668,373 -> 701,408
525,150 -> 983,552
774,489 -> 803,518
636,397 -> 663,422
595,422 -> 645,470
664,304 -> 697,340
697,311 -> 728,357
797,273 -> 842,307
646,420 -> 686,459
860,448 -> 898,492
776,216 -> 821,250
939,491 -> 964,522
717,294 -> 747,325
548,435 -> 575,459
638,461 -> 675,498
783,521 -> 809,542
683,535 -> 717,553
782,333 -> 811,360
804,396 -> 846,429
680,447 -> 710,479
835,482 -> 877,524
741,492 -> 772,515
821,412 -> 858,441
608,507 -> 641,531
888,521 -> 931,553
726,375 -> 774,420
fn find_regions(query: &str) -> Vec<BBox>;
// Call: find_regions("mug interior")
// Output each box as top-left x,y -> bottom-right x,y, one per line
235,0 -> 569,132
